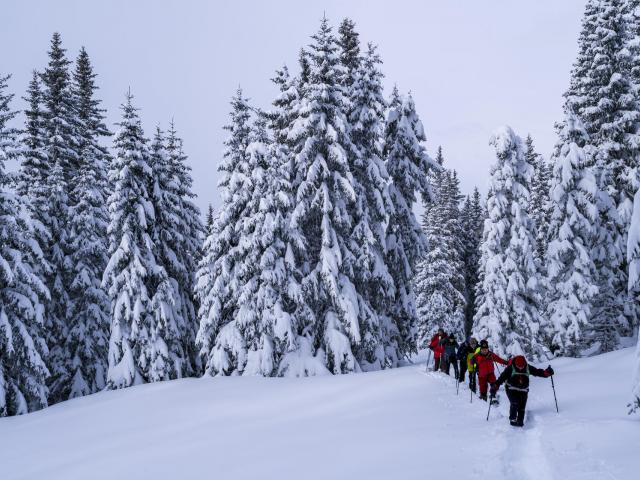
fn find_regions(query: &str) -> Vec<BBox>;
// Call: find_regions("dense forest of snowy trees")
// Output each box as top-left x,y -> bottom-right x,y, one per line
1,1 -> 640,417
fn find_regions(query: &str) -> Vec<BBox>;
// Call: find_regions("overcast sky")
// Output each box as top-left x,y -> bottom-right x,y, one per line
2,0 -> 587,213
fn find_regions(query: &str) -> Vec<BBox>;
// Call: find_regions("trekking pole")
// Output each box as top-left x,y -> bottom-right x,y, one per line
456,376 -> 460,395
486,395 -> 492,421
426,349 -> 432,372
550,367 -> 559,413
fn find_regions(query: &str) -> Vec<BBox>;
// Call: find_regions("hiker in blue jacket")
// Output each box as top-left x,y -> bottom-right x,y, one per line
440,333 -> 459,377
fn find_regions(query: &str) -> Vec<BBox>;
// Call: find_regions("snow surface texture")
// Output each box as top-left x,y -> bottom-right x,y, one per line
0,348 -> 636,480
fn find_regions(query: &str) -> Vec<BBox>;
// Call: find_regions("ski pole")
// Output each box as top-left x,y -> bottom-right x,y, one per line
426,349 -> 432,372
486,394 -> 492,421
550,367 -> 559,413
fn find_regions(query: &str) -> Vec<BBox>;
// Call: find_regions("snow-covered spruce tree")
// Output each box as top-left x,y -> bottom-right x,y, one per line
546,109 -> 599,357
526,135 -> 551,263
205,204 -> 214,234
195,88 -> 253,376
460,188 -> 484,335
346,43 -> 397,369
0,74 -> 50,416
571,0 -> 640,348
146,127 -> 191,381
103,92 -> 158,388
165,122 -> 203,375
338,18 -> 361,89
48,47 -> 112,401
383,88 -> 436,356
629,176 -> 640,412
287,17 -> 363,374
415,169 -> 466,342
473,126 -> 544,358
40,33 -> 80,401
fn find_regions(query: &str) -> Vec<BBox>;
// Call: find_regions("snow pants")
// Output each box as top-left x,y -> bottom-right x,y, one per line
468,371 -> 477,393
506,388 -> 528,426
458,359 -> 467,382
443,355 -> 459,377
434,356 -> 442,371
478,372 -> 497,398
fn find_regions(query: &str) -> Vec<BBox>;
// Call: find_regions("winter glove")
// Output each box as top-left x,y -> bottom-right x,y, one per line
544,366 -> 554,377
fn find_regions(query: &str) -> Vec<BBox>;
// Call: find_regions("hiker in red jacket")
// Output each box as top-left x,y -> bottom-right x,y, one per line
429,328 -> 447,371
492,355 -> 554,427
471,339 -> 508,401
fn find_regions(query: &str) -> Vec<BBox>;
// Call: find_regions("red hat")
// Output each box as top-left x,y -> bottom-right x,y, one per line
513,355 -> 527,369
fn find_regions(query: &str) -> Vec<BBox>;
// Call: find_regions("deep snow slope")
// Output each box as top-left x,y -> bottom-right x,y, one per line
0,348 -> 637,480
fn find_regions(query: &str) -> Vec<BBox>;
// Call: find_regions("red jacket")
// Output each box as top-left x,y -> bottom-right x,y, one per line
471,351 -> 507,377
429,333 -> 446,358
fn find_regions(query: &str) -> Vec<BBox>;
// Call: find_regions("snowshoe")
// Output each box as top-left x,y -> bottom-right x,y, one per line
490,395 -> 499,406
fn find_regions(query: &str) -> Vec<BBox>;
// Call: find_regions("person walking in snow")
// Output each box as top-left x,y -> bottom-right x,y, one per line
440,334 -> 459,377
471,340 -> 507,402
457,337 -> 478,383
491,355 -> 554,427
429,328 -> 447,371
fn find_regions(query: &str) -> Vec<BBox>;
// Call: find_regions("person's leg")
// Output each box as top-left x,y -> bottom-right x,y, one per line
478,375 -> 488,399
469,372 -> 476,392
453,360 -> 459,379
434,356 -> 440,371
516,392 -> 528,426
459,361 -> 467,382
506,389 -> 518,424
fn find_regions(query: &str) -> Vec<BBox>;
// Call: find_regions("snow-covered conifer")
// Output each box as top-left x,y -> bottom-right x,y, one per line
546,110 -> 599,357
48,47 -> 111,401
195,88 -> 253,376
526,135 -> 551,262
0,74 -> 50,416
383,89 -> 437,355
474,126 -> 544,358
103,92 -> 157,388
287,17 -> 363,374
347,43 -> 397,368
415,170 -> 466,342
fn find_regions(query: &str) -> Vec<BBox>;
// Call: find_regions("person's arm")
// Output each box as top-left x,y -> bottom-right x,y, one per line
492,353 -> 508,365
494,365 -> 511,386
530,365 -> 553,378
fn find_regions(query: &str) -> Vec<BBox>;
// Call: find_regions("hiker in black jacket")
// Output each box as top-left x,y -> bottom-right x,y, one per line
440,334 -> 459,377
491,355 -> 554,427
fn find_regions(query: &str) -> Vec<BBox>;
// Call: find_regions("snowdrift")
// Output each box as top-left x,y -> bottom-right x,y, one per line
0,348 -> 636,480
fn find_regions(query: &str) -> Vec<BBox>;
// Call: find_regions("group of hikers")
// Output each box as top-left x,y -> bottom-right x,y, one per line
428,328 -> 555,427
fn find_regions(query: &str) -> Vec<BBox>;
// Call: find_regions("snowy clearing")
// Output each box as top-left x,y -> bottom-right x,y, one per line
0,348 -> 637,480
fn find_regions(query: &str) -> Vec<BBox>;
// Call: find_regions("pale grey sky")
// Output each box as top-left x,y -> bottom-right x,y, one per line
2,0 -> 587,213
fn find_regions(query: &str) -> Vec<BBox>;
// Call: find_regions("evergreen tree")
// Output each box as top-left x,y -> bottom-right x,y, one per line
337,18 -> 360,89
103,92 -> 157,388
569,0 -> 639,348
383,89 -> 436,356
195,88 -> 253,376
474,126 -> 544,358
146,127 -> 189,381
526,135 -> 551,262
287,17 -> 361,374
460,188 -> 484,335
546,110 -> 599,357
39,33 -> 79,402
165,121 -> 203,375
347,43 -> 397,368
205,204 -> 214,234
415,170 -> 466,342
48,47 -> 111,401
246,67 -> 312,376
0,74 -> 50,416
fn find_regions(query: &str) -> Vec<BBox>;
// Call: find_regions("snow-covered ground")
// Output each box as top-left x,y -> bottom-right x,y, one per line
0,348 -> 637,480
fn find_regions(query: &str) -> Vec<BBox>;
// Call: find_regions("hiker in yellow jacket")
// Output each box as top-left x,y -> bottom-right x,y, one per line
465,338 -> 480,393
